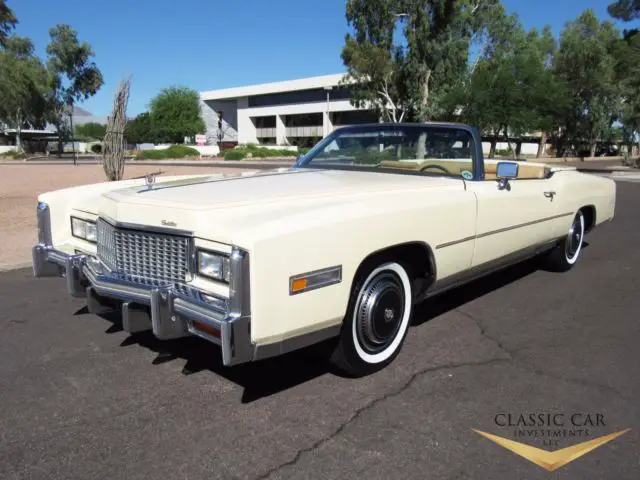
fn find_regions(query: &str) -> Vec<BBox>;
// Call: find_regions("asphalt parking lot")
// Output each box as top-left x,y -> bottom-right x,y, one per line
1,179 -> 639,480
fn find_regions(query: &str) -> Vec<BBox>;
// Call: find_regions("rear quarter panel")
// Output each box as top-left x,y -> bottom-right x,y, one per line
552,170 -> 616,229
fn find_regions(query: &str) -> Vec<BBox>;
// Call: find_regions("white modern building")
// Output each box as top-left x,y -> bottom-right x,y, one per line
199,73 -> 377,148
199,73 -> 552,156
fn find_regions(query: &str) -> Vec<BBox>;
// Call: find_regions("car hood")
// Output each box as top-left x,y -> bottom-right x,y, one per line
104,168 -> 456,207
96,168 -> 462,246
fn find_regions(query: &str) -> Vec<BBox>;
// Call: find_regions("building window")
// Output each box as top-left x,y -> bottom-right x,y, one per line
247,87 -> 351,108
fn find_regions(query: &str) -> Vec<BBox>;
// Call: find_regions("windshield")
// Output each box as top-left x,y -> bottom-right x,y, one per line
297,124 -> 477,180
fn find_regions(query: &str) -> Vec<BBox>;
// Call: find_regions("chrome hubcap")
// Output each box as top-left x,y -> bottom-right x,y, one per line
565,214 -> 583,259
355,272 -> 405,354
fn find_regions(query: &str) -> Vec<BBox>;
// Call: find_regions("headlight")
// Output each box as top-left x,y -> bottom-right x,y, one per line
197,250 -> 230,283
71,217 -> 97,243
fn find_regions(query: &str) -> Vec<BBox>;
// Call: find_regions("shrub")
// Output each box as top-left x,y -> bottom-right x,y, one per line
165,144 -> 200,157
0,150 -> 26,159
495,149 -> 514,157
224,149 -> 246,160
91,144 -> 102,154
134,144 -> 200,160
227,146 -> 300,159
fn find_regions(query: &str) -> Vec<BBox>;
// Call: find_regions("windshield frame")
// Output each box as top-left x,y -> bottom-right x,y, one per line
294,122 -> 485,181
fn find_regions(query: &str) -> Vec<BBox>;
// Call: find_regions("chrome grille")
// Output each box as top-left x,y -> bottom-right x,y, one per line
96,218 -> 190,287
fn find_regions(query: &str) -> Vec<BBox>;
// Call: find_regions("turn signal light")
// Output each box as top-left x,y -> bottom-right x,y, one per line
289,266 -> 342,295
291,278 -> 308,293
192,320 -> 220,339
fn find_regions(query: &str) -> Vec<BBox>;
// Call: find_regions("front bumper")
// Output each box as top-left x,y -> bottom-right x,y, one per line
32,243 -> 254,366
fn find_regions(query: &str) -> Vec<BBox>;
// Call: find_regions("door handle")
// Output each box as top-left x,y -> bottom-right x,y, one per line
544,191 -> 556,200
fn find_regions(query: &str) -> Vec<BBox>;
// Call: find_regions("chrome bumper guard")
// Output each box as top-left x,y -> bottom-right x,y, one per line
31,243 -> 253,366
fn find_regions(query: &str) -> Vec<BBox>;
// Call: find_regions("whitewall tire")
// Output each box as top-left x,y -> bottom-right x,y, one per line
541,210 -> 585,272
330,261 -> 413,377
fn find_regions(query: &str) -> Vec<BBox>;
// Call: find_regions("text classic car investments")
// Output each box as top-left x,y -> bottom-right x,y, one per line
32,123 -> 616,376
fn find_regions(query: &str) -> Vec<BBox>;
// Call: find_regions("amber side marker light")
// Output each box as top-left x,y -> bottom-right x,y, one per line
192,320 -> 221,339
290,266 -> 342,295
291,278 -> 308,293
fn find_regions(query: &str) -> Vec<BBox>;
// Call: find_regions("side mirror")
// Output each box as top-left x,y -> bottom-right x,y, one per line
496,162 -> 518,190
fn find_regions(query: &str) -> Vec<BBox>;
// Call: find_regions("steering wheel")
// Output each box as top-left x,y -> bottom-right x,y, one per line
419,164 -> 454,176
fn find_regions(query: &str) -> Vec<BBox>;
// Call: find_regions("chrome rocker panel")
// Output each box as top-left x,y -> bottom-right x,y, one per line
32,243 -> 253,367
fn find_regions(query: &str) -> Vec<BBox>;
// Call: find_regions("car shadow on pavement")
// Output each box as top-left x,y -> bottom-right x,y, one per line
79,308 -> 336,403
411,257 -> 541,327
75,252 -> 568,403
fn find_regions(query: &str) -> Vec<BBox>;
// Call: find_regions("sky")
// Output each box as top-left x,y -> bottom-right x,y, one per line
9,0 -> 638,117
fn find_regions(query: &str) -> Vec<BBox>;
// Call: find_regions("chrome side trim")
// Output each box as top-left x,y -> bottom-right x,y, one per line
436,235 -> 476,250
418,239 -> 560,303
435,212 -> 574,249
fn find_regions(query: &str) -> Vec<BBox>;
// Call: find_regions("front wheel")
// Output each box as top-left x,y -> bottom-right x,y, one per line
540,210 -> 585,272
329,261 -> 413,377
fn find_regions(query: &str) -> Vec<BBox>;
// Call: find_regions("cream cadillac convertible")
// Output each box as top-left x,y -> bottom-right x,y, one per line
32,123 -> 616,376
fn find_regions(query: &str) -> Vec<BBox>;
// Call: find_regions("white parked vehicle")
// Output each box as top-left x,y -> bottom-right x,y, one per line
32,123 -> 616,376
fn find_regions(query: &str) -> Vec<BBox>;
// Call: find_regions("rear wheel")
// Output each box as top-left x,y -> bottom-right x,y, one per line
541,210 -> 585,272
329,261 -> 413,377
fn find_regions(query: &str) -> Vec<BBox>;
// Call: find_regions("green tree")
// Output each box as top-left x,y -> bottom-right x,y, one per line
149,86 -> 205,143
612,29 -> 640,154
608,0 -> 640,21
75,121 -> 106,140
0,0 -> 17,48
0,36 -> 49,151
124,111 -> 154,144
454,14 -> 569,158
553,10 -> 621,157
46,24 -> 103,156
342,0 -> 504,125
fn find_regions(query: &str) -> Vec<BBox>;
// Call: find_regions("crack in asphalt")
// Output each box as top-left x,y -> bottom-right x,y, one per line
255,306 -> 630,480
254,356 -> 508,480
455,308 -> 630,404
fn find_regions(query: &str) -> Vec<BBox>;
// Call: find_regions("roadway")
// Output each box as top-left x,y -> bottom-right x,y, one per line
0,181 -> 638,479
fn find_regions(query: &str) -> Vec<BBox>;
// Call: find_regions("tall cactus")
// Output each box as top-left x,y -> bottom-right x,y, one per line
102,76 -> 131,181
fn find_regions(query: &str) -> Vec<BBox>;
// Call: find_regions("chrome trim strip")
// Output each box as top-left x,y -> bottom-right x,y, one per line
435,212 -> 574,249
98,214 -> 194,238
420,239 -> 560,303
289,265 -> 343,295
436,235 -> 476,249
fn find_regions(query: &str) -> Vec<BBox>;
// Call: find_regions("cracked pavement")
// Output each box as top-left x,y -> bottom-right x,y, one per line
1,181 -> 639,480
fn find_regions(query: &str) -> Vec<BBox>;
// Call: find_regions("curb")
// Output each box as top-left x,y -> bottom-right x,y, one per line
0,261 -> 33,273
576,167 -> 634,173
